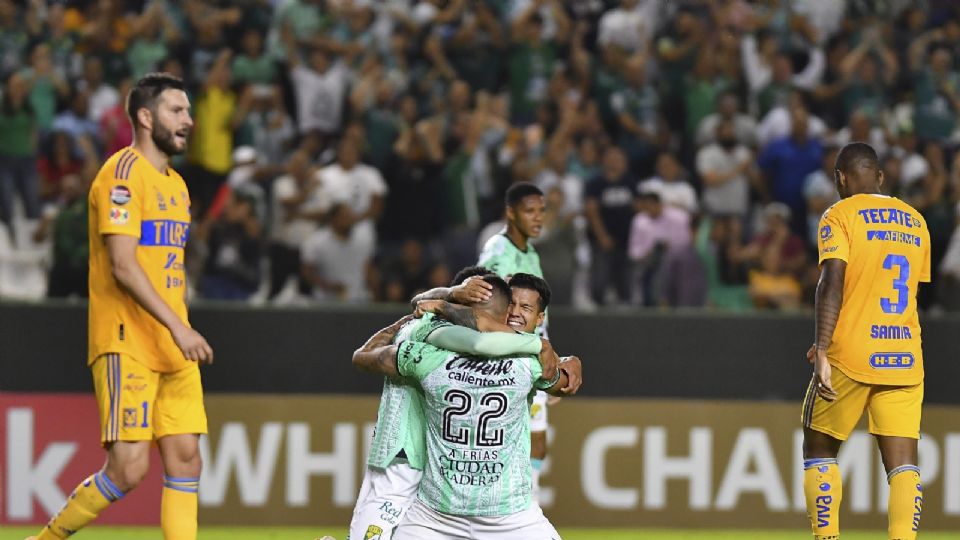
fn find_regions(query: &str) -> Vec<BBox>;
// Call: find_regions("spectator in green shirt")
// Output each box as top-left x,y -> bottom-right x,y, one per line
508,5 -> 566,125
0,71 -> 40,232
232,27 -> 277,85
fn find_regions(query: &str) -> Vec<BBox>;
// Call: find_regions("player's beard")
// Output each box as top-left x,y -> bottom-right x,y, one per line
152,122 -> 186,156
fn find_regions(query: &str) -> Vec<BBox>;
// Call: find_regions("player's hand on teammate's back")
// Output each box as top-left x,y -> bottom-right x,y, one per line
173,325 -> 214,364
559,355 -> 582,395
538,339 -> 559,381
414,299 -> 444,317
813,348 -> 837,401
450,276 -> 493,304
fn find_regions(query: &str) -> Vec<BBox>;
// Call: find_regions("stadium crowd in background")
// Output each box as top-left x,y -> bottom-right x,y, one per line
1,0 -> 960,313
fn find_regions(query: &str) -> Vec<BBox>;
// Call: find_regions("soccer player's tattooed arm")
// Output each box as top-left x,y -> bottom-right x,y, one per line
414,300 -> 513,333
810,258 -> 846,401
104,234 -> 213,364
409,276 -> 493,307
351,315 -> 413,376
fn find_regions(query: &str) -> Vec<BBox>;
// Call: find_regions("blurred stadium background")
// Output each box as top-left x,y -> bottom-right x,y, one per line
3,0 -> 960,538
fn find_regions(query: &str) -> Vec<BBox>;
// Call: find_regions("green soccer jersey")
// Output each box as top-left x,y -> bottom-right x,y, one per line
397,340 -> 542,517
478,231 -> 548,335
478,231 -> 543,279
367,314 -> 451,470
366,314 -> 543,471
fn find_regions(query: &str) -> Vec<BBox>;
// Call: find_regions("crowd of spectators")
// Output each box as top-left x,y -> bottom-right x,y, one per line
2,0 -> 960,313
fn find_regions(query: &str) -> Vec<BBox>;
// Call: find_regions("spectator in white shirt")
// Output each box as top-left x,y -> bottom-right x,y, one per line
831,109 -> 889,158
639,152 -> 698,215
78,56 -> 118,123
757,91 -> 828,148
535,141 -> 583,218
741,30 -> 824,112
696,120 -> 756,219
597,0 -> 660,57
319,137 -> 388,253
269,150 -> 329,300
696,90 -> 758,148
301,203 -> 373,303
283,26 -> 350,137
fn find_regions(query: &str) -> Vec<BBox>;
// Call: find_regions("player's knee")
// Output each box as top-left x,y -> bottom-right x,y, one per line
108,458 -> 150,492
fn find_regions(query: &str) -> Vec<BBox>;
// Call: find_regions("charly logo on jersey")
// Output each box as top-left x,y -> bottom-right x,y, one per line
110,185 -> 131,205
109,207 -> 129,225
170,195 -> 178,206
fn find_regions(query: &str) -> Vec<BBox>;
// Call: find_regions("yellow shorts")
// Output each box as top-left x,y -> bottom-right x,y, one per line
91,353 -> 207,444
801,365 -> 923,441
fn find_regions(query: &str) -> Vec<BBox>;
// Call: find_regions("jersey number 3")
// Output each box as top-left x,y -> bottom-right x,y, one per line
441,390 -> 508,447
880,254 -> 910,314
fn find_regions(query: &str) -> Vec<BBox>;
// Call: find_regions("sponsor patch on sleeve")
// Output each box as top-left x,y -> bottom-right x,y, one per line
109,207 -> 130,225
110,185 -> 132,205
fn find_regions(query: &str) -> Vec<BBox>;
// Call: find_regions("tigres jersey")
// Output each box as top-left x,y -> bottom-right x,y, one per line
817,194 -> 931,385
88,147 -> 193,373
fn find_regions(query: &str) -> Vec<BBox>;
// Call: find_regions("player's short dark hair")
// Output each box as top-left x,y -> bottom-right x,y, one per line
835,142 -> 879,175
450,265 -> 493,286
505,182 -> 543,209
482,274 -> 512,312
509,273 -> 551,313
126,72 -> 186,127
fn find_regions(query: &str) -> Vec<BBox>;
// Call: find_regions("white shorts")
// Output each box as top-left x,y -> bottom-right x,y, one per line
348,458 -> 422,540
394,499 -> 561,540
530,391 -> 548,432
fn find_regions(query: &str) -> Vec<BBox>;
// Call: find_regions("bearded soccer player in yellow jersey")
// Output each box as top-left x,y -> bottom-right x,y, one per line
801,142 -> 930,540
29,73 -> 213,540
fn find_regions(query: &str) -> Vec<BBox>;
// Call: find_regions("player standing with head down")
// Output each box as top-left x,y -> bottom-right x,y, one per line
478,182 -> 553,498
802,142 -> 930,540
29,73 -> 213,540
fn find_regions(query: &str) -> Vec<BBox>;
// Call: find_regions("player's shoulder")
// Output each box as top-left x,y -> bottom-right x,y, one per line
483,231 -> 510,250
94,148 -> 138,184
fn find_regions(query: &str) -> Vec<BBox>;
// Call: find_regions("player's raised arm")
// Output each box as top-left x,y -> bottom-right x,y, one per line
812,258 -> 846,401
410,275 -> 493,306
105,234 -> 213,364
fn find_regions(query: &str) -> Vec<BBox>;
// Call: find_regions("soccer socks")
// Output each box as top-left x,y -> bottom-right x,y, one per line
161,475 -> 200,540
36,471 -> 123,539
803,458 -> 842,539
887,465 -> 922,540
531,458 -> 544,502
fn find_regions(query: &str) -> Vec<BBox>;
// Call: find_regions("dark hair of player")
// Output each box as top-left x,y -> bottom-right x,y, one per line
505,182 -> 543,209
126,72 -> 186,127
835,142 -> 879,176
482,274 -> 513,314
450,265 -> 493,287
509,273 -> 551,313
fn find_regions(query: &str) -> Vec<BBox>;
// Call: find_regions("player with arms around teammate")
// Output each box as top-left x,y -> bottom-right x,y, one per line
354,277 -> 572,539
478,182 -> 553,498
347,269 -> 562,540
30,73 -> 213,540
802,143 -> 930,540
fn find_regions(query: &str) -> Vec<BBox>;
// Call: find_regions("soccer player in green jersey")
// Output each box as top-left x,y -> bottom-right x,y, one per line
353,276 -> 572,539
347,271 -> 557,540
478,182 -> 554,499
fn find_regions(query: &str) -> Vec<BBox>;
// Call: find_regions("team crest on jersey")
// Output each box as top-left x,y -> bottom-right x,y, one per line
109,207 -> 129,224
110,185 -> 131,205
819,225 -> 833,241
122,408 -> 138,428
363,525 -> 383,539
156,189 -> 167,211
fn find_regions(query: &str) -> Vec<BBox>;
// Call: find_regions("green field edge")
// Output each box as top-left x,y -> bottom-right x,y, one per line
3,527 -> 959,540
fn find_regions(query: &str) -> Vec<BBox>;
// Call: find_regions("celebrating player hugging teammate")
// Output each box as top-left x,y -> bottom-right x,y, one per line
478,183 -> 554,500
347,269 -> 580,540
802,142 -> 930,540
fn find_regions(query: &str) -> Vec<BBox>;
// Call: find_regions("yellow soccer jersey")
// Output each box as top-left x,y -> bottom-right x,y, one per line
817,193 -> 931,385
88,147 -> 193,373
